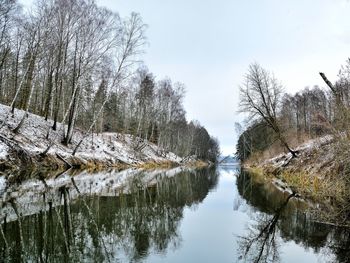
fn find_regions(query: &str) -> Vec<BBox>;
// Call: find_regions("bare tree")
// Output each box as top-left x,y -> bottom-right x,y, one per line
72,12 -> 147,155
239,63 -> 297,157
0,0 -> 218,163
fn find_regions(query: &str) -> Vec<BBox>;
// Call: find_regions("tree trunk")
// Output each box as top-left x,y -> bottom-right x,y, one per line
12,53 -> 36,134
44,68 -> 54,121
63,36 -> 79,145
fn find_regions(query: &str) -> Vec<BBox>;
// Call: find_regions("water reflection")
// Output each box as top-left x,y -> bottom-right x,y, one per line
0,167 -> 219,262
1,167 -> 350,262
236,170 -> 350,263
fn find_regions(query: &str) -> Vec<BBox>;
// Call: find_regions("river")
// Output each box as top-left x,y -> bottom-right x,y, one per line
0,166 -> 349,262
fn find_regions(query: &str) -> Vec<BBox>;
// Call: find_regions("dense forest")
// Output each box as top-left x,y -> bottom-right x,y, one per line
236,61 -> 350,163
0,0 -> 219,162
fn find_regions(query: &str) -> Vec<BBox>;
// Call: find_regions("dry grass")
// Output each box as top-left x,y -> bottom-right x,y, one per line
245,167 -> 266,178
243,131 -> 350,225
248,164 -> 349,224
278,169 -> 347,203
185,160 -> 209,168
136,160 -> 179,169
244,151 -> 265,166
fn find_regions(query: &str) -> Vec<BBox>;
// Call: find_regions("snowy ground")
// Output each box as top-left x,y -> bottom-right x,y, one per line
262,135 -> 334,169
0,104 -> 182,169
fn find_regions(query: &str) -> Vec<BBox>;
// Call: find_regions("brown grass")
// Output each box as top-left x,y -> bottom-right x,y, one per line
243,132 -> 350,225
278,169 -> 347,203
185,160 -> 209,168
136,160 -> 179,169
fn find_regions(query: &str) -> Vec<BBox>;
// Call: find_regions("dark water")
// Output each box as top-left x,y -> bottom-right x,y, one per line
0,166 -> 349,262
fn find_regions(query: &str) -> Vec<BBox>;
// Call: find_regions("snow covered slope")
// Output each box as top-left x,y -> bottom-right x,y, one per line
0,104 -> 182,170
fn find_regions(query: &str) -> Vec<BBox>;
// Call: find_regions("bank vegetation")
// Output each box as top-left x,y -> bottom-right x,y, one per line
236,61 -> 350,226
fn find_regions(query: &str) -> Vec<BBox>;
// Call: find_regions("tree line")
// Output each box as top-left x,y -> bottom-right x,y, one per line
236,60 -> 350,162
0,0 -> 219,162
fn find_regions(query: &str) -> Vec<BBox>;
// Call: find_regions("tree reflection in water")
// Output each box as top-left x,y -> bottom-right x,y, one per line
238,193 -> 295,263
0,167 -> 219,262
237,170 -> 350,263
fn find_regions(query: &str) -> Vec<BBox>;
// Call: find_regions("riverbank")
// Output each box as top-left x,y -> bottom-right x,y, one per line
242,135 -> 350,226
0,104 -> 208,173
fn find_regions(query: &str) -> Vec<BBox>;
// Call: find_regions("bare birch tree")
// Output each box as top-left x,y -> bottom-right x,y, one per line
72,12 -> 146,155
239,63 -> 297,157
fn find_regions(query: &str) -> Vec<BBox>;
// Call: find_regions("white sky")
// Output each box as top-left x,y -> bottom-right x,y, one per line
20,0 -> 350,155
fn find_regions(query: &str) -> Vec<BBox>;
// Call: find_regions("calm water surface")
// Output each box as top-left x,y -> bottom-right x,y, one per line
0,166 -> 349,262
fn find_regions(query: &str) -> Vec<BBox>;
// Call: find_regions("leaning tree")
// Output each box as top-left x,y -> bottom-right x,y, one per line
239,63 -> 297,157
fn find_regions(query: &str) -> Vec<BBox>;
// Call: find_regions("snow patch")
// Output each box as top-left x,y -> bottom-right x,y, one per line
263,135 -> 334,168
0,103 -> 183,166
0,176 -> 6,195
0,144 -> 8,159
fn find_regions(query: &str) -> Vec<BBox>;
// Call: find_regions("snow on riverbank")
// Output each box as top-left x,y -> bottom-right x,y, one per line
262,135 -> 334,169
0,104 -> 182,169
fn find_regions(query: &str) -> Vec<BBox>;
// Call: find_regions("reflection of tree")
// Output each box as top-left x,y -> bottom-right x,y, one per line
238,193 -> 295,263
0,167 -> 219,262
237,170 -> 350,263
322,227 -> 350,263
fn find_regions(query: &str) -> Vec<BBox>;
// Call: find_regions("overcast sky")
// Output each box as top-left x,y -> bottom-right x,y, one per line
96,0 -> 350,155
21,0 -> 350,154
